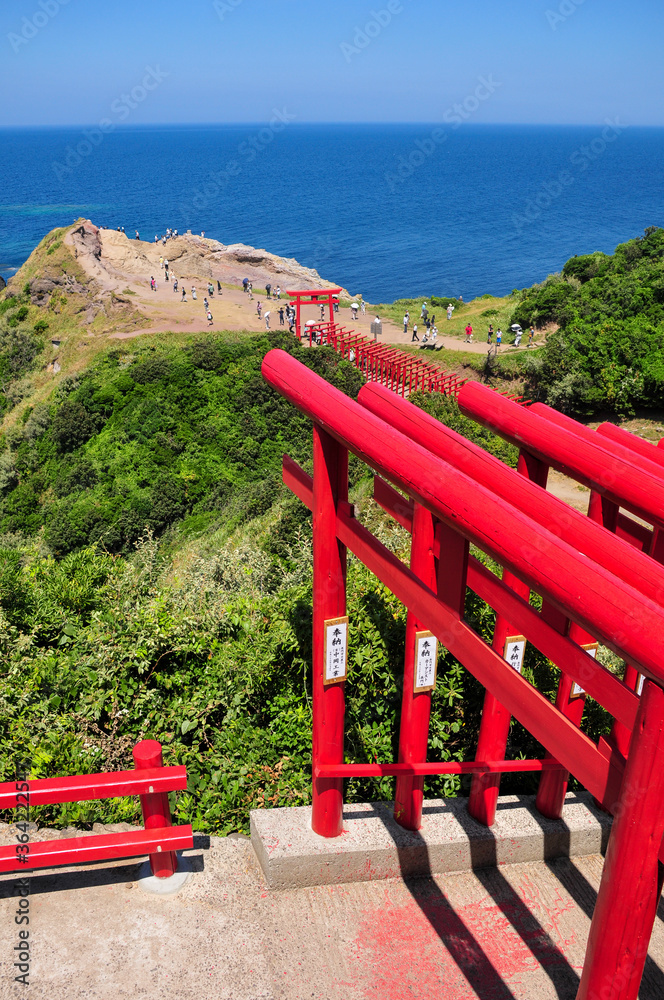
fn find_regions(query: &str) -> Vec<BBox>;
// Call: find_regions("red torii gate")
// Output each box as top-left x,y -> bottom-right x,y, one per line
262,347 -> 664,1000
286,287 -> 342,340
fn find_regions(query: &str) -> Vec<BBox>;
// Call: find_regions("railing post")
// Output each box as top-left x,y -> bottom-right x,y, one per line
468,450 -> 547,826
394,504 -> 437,829
577,679 -> 664,1000
311,426 -> 348,837
133,739 -> 177,878
395,517 -> 469,830
535,620 -> 592,818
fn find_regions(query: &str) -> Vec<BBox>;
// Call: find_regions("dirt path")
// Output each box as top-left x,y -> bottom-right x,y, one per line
66,222 -> 523,354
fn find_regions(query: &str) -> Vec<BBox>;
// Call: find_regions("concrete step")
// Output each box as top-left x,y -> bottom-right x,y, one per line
251,792 -> 611,890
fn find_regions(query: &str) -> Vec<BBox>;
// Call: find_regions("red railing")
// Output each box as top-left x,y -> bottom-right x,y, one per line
263,347 -> 664,1000
454,384 -> 664,822
0,740 -> 192,878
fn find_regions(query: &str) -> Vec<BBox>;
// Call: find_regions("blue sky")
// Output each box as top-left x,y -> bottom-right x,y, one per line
1,0 -> 662,127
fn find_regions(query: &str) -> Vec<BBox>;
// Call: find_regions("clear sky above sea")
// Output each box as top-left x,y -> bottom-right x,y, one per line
0,0 -> 662,128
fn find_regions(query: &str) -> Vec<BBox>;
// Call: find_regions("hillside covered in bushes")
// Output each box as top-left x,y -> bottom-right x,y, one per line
512,226 -> 664,415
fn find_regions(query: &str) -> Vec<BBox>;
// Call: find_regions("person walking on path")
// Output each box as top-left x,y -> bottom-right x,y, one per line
411,324 -> 419,342
204,297 -> 209,311
487,324 -> 494,345
248,283 -> 253,300
181,287 -> 187,301
361,300 -> 366,315
279,307 -> 285,326
403,313 -> 409,334
496,328 -> 502,348
173,278 -> 178,293
447,303 -> 454,320
207,310 -> 213,326
276,286 -> 281,299
465,323 -> 473,343
421,302 -> 427,319
265,283 -> 272,299
257,301 -> 262,319
528,326 -> 535,347
264,311 -> 271,330
218,280 -> 222,293
243,278 -> 249,293
192,286 -> 197,300
159,256 -> 163,269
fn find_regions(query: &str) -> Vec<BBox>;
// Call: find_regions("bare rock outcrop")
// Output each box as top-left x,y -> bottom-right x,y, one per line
85,226 -> 350,295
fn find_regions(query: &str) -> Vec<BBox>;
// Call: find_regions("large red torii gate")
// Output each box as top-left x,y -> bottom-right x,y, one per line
285,287 -> 342,340
262,347 -> 664,1000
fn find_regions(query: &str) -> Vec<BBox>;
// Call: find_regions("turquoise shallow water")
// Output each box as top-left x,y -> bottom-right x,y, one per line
1,123 -> 663,300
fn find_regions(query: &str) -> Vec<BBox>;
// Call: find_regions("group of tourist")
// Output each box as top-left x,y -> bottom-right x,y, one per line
406,304 -> 439,343
243,279 -> 282,301
255,299 -> 296,331
148,258 -> 221,326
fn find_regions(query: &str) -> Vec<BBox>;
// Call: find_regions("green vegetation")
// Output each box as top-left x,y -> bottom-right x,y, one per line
511,227 -> 664,415
0,328 -> 617,834
2,223 -> 658,835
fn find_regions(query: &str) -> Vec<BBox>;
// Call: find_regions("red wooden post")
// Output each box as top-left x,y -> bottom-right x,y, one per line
577,679 -> 664,1000
468,450 -> 547,826
535,621 -> 593,818
311,426 -> 348,837
395,517 -> 469,830
133,740 -> 177,878
394,504 -> 437,829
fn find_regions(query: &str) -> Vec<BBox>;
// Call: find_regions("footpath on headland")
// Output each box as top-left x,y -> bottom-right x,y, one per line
66,222 -> 499,354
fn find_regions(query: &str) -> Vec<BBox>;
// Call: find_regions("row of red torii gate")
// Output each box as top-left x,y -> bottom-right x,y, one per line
284,286 -> 526,403
263,321 -> 664,1000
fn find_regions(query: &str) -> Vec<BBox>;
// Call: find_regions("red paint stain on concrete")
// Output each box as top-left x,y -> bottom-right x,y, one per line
352,885 -> 573,999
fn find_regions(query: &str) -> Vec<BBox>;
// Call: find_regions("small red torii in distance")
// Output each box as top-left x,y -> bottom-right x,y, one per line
285,287 -> 342,339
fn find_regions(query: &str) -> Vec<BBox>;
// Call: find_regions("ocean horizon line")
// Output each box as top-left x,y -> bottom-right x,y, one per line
2,121 -> 664,132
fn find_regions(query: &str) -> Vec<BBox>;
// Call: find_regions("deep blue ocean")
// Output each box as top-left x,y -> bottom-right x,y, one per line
1,123 -> 663,302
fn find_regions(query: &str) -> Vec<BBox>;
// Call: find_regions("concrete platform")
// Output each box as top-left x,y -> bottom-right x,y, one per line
2,833 -> 664,998
250,792 -> 612,889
